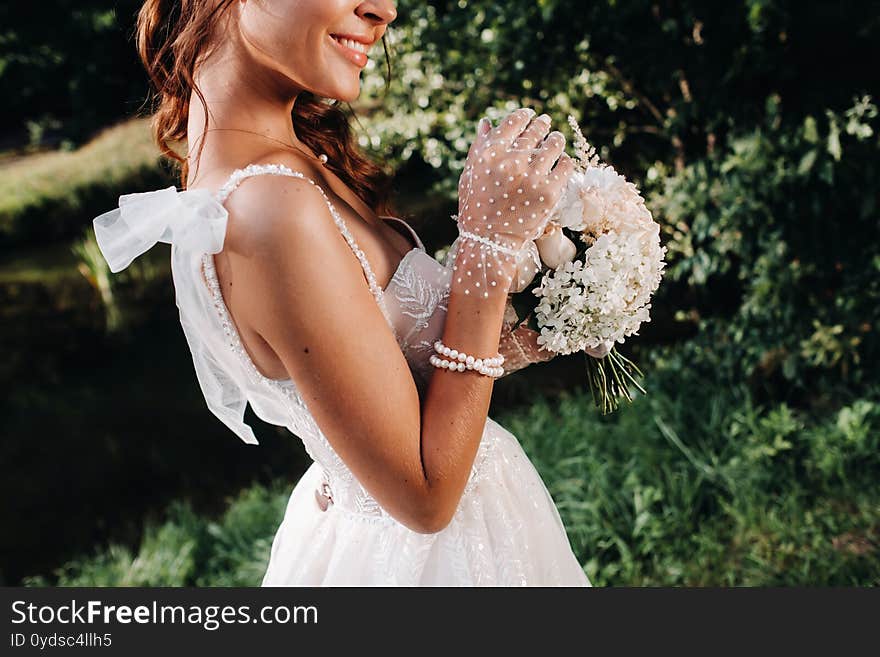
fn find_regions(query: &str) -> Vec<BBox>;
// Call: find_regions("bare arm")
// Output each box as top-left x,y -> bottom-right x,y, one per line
415,265 -> 509,528
225,174 -> 434,532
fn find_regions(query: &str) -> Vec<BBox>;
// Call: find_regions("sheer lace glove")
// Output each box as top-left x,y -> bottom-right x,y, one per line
497,298 -> 555,376
449,108 -> 575,298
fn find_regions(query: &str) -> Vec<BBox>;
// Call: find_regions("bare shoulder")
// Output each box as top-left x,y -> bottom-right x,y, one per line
213,148 -> 381,351
216,151 -> 332,249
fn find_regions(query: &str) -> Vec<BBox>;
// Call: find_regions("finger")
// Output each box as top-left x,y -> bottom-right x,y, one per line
489,107 -> 536,147
475,117 -> 492,145
539,160 -> 574,214
466,118 -> 491,161
549,152 -> 575,186
462,118 -> 495,195
513,113 -> 551,150
512,325 -> 555,363
529,131 -> 566,176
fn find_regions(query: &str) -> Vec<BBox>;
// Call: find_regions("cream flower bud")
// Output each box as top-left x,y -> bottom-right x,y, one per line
585,340 -> 613,359
535,223 -> 577,269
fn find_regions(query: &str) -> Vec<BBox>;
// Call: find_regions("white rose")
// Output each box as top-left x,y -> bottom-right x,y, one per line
535,223 -> 578,270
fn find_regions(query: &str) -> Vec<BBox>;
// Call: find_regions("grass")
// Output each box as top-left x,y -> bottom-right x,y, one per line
22,368 -> 880,587
510,377 -> 880,586
22,482 -> 293,588
0,118 -> 159,216
0,118 -> 174,249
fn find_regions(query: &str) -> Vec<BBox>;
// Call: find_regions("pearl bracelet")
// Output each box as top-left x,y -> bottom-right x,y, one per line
429,339 -> 505,378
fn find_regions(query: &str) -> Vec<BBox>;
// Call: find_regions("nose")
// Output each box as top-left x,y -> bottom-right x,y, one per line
358,0 -> 397,25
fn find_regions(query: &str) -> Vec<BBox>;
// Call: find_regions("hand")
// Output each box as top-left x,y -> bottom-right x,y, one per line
497,299 -> 555,377
458,108 -> 573,251
451,108 -> 576,298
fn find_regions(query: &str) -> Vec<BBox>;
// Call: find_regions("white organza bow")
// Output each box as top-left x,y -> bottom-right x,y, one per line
91,186 -> 275,445
93,187 -> 228,273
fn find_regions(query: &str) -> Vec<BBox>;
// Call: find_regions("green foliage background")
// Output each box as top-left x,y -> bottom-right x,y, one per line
2,0 -> 878,585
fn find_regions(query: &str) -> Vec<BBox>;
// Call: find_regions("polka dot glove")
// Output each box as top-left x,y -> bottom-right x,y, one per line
496,299 -> 555,376
447,108 -> 575,298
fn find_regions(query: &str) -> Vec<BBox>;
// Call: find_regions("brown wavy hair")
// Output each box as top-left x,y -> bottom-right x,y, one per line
135,0 -> 398,216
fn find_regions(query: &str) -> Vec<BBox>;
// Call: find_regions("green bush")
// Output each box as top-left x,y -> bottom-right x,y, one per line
647,94 -> 879,400
23,482 -> 291,587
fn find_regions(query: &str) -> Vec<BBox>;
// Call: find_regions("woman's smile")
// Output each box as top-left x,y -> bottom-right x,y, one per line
329,33 -> 372,68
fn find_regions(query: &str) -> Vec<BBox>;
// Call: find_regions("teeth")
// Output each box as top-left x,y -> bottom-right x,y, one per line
333,36 -> 368,54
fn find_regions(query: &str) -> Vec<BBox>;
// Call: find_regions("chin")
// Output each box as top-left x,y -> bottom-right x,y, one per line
327,80 -> 362,103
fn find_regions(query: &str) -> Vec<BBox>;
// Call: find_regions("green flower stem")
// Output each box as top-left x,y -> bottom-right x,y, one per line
584,346 -> 648,414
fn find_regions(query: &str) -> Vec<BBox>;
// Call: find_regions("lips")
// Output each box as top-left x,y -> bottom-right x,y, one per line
330,33 -> 375,46
329,34 -> 369,68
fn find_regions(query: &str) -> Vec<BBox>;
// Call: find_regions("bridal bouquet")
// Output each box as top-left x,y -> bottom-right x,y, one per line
499,115 -> 668,414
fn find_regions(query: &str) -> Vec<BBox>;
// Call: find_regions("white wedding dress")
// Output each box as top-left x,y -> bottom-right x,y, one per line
93,162 -> 591,587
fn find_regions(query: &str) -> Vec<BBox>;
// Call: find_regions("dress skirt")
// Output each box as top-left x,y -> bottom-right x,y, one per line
261,417 -> 592,587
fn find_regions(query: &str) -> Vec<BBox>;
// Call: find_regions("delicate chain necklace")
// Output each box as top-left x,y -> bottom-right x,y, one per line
193,127 -> 330,167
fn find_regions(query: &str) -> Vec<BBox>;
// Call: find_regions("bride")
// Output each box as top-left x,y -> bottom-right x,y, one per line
93,0 -> 591,586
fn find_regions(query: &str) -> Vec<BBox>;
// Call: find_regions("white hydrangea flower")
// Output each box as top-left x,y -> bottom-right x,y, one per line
530,115 -> 668,357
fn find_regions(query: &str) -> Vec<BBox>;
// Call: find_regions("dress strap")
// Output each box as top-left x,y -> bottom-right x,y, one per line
215,163 -> 391,316
380,215 -> 424,251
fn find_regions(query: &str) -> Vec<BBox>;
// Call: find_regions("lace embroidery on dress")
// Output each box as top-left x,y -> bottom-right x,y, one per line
383,252 -> 451,395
